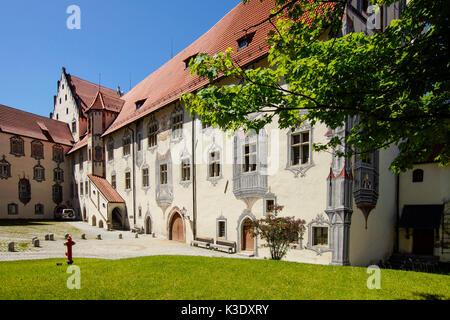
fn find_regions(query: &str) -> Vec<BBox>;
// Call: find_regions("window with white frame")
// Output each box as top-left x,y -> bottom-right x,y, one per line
125,172 -> 131,190
111,174 -> 116,190
243,143 -> 257,173
160,164 -> 168,185
172,111 -> 183,138
142,168 -> 149,187
181,159 -> 191,182
291,131 -> 310,166
148,122 -> 158,148
209,151 -> 221,178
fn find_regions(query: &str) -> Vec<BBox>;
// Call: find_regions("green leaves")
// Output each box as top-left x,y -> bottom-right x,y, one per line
183,0 -> 450,173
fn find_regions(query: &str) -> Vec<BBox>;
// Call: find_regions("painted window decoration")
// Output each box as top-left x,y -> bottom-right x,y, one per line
125,172 -> 131,190
8,203 -> 18,215
10,136 -> 24,157
52,184 -> 63,204
243,143 -> 257,173
181,159 -> 191,182
35,203 -> 44,215
0,156 -> 11,180
33,164 -> 45,182
313,227 -> 329,246
31,140 -> 44,160
148,122 -> 158,148
171,111 -> 184,139
160,164 -> 168,185
94,146 -> 103,161
291,131 -> 310,166
18,178 -> 31,205
107,140 -> 114,161
53,168 -> 64,183
111,174 -> 116,190
142,168 -> 149,187
52,145 -> 64,163
123,135 -> 131,156
209,151 -> 221,178
218,220 -> 227,239
412,169 -> 424,183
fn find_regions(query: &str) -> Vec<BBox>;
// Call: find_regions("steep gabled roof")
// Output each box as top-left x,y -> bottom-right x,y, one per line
65,73 -> 122,115
103,0 -> 278,137
0,104 -> 74,146
87,91 -> 124,113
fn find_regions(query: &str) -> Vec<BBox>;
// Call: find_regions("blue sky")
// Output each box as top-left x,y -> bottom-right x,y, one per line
0,0 -> 241,117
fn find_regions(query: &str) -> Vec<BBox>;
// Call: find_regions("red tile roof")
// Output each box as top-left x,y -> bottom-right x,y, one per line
88,174 -> 125,203
103,0 -> 279,137
87,91 -> 124,113
0,104 -> 74,146
66,74 -> 122,115
68,134 -> 88,154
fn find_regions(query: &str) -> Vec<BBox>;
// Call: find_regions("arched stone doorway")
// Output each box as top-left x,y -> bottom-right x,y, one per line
241,218 -> 255,251
169,212 -> 185,242
92,215 -> 97,227
112,208 -> 123,230
145,216 -> 152,235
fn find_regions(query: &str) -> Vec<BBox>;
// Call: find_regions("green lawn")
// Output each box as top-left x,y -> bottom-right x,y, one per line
0,256 -> 449,300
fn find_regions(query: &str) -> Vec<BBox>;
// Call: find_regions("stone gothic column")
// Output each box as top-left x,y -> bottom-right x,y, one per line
326,209 -> 353,266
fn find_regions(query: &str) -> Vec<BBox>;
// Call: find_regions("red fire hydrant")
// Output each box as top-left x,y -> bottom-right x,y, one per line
64,236 -> 76,265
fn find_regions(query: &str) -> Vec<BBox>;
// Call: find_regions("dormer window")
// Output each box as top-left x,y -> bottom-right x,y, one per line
184,54 -> 198,69
135,99 -> 146,110
237,32 -> 255,51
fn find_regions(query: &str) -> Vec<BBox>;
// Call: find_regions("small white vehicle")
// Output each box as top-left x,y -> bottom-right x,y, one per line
61,209 -> 76,220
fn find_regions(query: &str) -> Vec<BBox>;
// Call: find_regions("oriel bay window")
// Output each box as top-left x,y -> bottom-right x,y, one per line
160,164 -> 168,185
291,131 -> 310,166
243,143 -> 257,173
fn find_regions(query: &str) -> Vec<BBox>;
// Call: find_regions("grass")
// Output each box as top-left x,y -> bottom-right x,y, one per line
0,220 -> 89,252
0,256 -> 449,300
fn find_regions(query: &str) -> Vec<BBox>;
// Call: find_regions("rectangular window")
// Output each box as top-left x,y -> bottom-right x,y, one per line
8,203 -> 18,215
181,159 -> 190,182
313,227 -> 328,246
72,121 -> 77,133
218,220 -> 226,238
160,164 -> 168,185
209,152 -> 221,178
107,143 -> 114,161
291,132 -> 310,166
172,112 -> 183,138
137,133 -> 142,152
111,175 -> 116,189
125,172 -> 131,190
266,199 -> 275,215
142,168 -> 149,187
123,137 -> 131,156
79,153 -> 83,170
35,204 -> 44,215
80,182 -> 84,196
148,123 -> 158,148
85,181 -> 89,196
243,143 -> 257,173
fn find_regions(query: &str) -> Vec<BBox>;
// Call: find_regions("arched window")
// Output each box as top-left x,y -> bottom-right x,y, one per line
18,178 -> 31,205
10,136 -> 24,157
52,184 -> 63,204
412,169 -> 424,183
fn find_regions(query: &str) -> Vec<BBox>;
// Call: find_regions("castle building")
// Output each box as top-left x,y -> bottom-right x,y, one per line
1,0 -> 448,266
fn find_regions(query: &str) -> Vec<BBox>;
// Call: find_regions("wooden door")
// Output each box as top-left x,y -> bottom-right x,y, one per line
413,229 -> 434,255
242,219 -> 254,251
170,214 -> 184,242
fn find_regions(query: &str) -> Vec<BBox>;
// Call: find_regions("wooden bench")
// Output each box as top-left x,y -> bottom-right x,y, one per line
211,240 -> 236,254
191,237 -> 214,250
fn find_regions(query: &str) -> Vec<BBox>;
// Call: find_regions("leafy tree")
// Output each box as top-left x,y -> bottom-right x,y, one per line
250,213 -> 306,260
182,0 -> 449,173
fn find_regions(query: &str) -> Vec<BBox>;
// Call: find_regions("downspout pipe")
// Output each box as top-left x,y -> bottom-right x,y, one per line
192,113 -> 197,240
395,173 -> 400,253
126,125 -> 137,228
